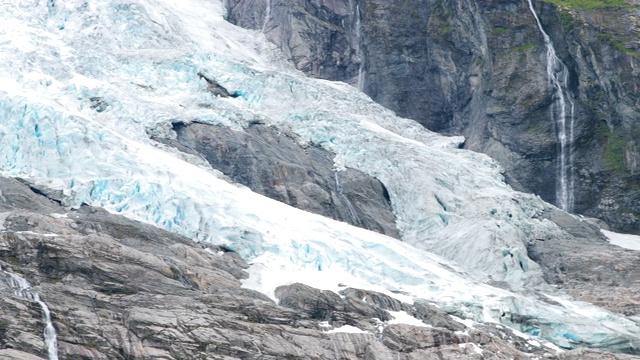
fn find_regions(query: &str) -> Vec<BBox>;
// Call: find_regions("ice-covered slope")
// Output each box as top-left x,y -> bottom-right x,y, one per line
0,0 -> 638,352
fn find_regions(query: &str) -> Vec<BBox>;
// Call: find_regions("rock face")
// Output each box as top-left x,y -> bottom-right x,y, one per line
226,0 -> 640,233
155,121 -> 399,238
0,177 -> 635,359
1,176 -> 615,359
528,208 -> 640,319
226,0 -> 361,83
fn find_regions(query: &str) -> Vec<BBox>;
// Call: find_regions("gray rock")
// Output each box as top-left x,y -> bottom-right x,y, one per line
339,287 -> 465,332
165,121 -> 399,238
226,0 -> 640,232
275,282 -> 391,332
226,0 -> 361,83
528,208 -> 640,318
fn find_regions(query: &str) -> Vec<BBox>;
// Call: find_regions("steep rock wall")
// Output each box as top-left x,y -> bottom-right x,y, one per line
226,0 -> 640,233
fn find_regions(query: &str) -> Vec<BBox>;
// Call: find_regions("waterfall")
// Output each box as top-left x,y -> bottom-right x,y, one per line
333,171 -> 362,226
354,3 -> 365,91
1,266 -> 59,360
261,0 -> 271,34
526,0 -> 575,212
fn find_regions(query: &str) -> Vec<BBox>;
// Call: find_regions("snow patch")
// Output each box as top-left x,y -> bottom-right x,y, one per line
458,342 -> 483,355
387,311 -> 432,328
325,325 -> 369,334
601,229 -> 640,251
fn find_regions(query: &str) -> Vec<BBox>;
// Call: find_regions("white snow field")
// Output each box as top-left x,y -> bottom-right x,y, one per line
0,0 -> 638,352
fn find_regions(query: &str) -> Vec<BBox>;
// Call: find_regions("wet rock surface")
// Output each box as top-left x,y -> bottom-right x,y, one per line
0,176 -> 633,359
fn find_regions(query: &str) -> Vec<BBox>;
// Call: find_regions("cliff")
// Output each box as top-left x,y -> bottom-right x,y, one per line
227,0 -> 640,233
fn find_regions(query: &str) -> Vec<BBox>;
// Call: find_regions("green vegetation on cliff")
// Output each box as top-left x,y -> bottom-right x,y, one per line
543,0 -> 626,9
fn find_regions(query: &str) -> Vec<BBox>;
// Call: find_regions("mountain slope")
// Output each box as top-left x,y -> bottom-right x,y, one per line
227,0 -> 640,232
0,0 -> 640,358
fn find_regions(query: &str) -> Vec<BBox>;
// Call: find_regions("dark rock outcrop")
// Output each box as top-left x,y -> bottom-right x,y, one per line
226,0 -> 640,233
226,0 -> 361,83
275,283 -> 466,333
197,72 -> 241,98
157,121 -> 399,238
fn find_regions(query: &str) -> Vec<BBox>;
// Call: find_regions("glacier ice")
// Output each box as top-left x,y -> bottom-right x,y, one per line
0,0 -> 639,353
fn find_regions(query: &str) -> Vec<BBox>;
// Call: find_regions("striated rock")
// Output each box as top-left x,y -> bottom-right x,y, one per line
339,287 -> 464,332
381,324 -> 468,352
275,282 -> 391,332
226,0 -> 361,83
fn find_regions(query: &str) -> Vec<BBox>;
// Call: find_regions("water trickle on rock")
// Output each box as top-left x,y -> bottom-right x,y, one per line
334,170 -> 362,226
1,266 -> 59,360
355,3 -> 365,91
261,0 -> 271,34
526,0 -> 575,212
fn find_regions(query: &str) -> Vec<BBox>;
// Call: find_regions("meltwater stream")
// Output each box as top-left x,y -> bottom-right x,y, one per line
1,266 -> 59,360
527,0 -> 575,212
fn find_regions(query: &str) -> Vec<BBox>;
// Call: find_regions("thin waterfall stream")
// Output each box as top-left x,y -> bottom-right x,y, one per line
261,0 -> 271,34
354,3 -> 364,91
333,171 -> 362,226
526,0 -> 575,212
1,265 -> 59,360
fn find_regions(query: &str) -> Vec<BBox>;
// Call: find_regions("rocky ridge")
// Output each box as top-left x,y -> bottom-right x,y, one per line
0,177 -> 636,359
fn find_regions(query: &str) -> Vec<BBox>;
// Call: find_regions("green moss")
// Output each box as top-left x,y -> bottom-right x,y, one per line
603,128 -> 627,173
597,33 -> 640,58
1,256 -> 22,267
558,10 -> 576,29
512,43 -> 537,52
543,0 -> 627,9
493,27 -> 508,34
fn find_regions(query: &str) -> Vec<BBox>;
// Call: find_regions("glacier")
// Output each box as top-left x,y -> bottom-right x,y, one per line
0,0 -> 639,353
